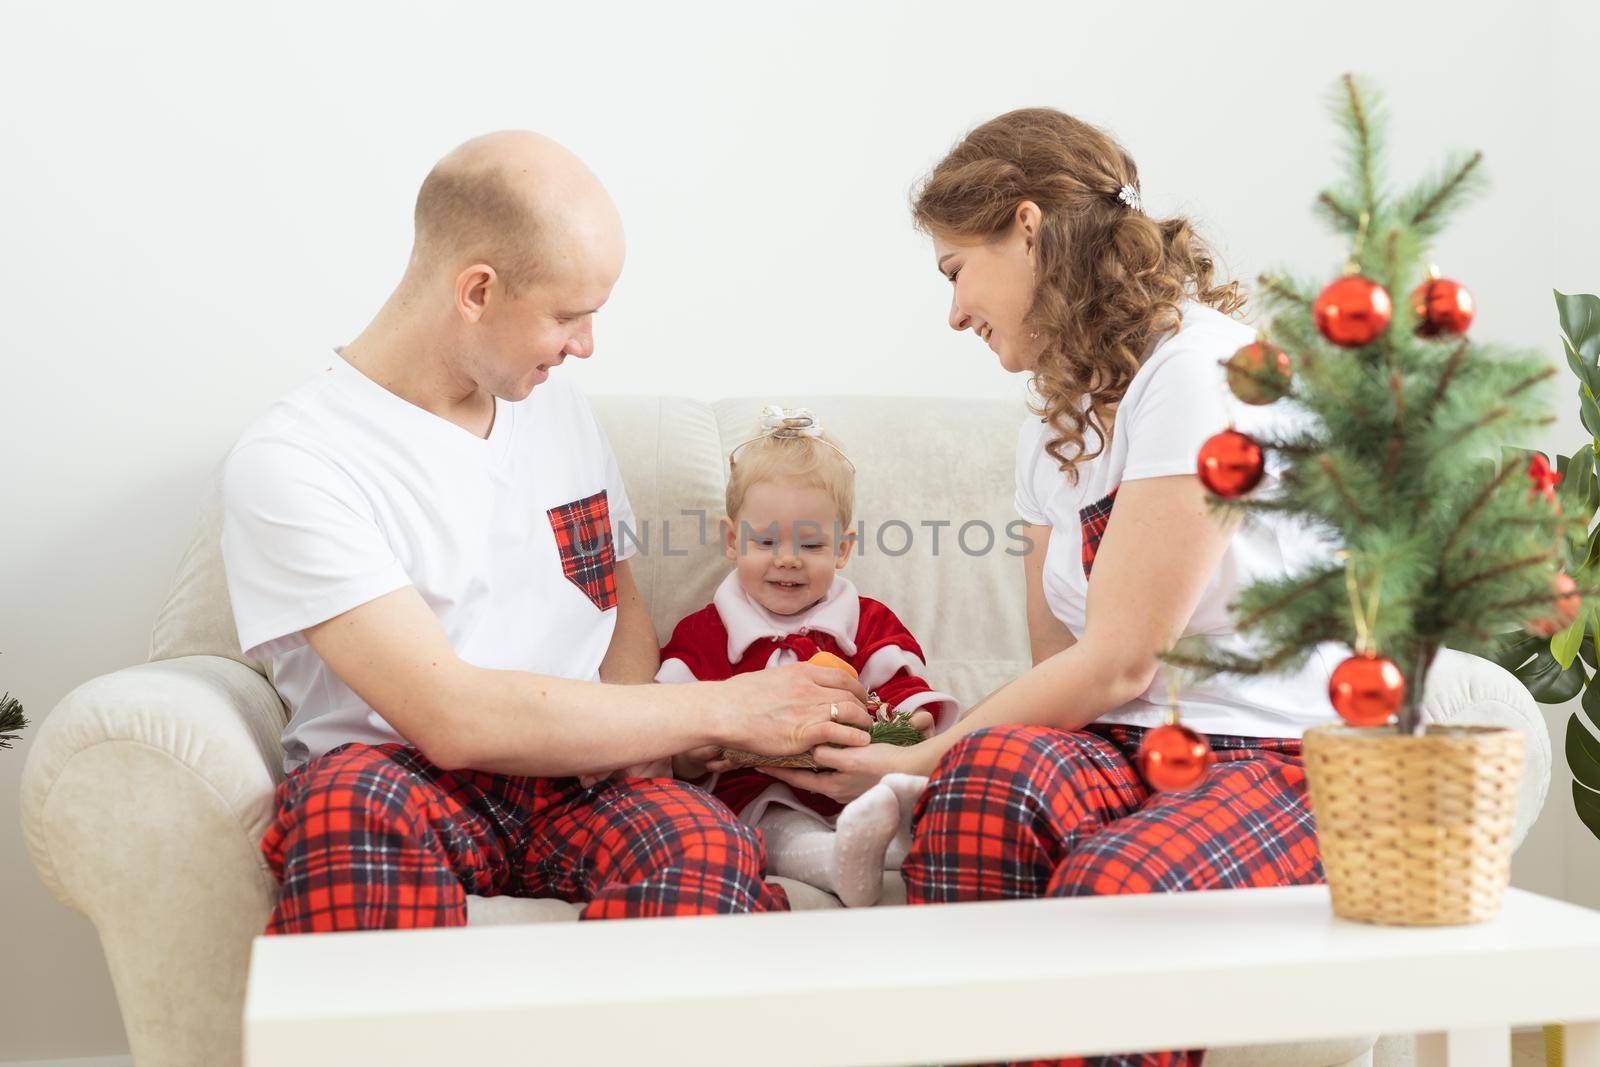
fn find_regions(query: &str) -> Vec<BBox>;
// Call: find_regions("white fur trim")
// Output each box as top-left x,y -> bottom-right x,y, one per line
712,571 -> 861,662
654,657 -> 700,684
858,645 -> 928,691
738,781 -> 838,829
892,688 -> 962,734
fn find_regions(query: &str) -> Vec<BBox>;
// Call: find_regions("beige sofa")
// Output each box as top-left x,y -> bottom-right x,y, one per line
21,395 -> 1551,1067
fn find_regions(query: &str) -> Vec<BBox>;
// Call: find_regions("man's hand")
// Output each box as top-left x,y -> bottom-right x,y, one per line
579,659 -> 875,786
582,660 -> 877,784
716,662 -> 873,756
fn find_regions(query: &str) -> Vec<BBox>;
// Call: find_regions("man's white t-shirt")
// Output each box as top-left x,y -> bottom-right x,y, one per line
1015,301 -> 1339,739
221,353 -> 637,771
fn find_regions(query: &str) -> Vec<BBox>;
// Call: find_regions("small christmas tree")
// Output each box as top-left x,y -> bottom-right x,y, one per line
1165,74 -> 1581,738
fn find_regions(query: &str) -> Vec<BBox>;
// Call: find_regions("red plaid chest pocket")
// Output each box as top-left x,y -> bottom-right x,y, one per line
546,490 -> 619,612
1078,486 -> 1119,579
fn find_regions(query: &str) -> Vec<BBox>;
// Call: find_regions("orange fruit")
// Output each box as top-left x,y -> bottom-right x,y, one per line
807,651 -> 858,678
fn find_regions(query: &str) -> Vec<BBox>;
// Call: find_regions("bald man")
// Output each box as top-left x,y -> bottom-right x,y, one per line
221,132 -> 870,932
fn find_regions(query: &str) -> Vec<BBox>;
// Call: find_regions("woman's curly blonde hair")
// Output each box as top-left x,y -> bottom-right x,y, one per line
912,107 -> 1245,481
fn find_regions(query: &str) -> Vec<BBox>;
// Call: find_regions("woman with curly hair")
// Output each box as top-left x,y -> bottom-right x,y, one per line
763,109 -> 1332,1062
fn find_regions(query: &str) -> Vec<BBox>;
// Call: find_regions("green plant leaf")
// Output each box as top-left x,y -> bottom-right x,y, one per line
1557,289 -> 1600,363
1494,632 -> 1543,671
1575,780 -> 1600,844
1585,525 -> 1600,571
1553,614 -> 1587,668
1585,671 -> 1600,724
1564,337 -> 1600,400
1561,443 -> 1599,515
1514,648 -> 1587,703
1579,388 -> 1600,441
1570,713 -> 1600,791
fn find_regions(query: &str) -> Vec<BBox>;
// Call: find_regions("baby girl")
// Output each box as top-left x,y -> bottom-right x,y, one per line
656,407 -> 958,907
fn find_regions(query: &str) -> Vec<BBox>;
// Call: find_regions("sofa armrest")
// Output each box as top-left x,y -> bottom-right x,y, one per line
19,654 -> 288,1067
1418,648 -> 1551,853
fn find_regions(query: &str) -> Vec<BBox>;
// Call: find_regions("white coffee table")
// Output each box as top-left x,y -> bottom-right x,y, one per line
244,885 -> 1600,1066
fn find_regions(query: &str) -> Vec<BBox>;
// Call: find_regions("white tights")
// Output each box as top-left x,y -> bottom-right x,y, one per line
754,773 -> 928,907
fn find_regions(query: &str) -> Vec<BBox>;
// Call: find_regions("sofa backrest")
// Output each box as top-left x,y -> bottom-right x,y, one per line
148,394 -> 1033,712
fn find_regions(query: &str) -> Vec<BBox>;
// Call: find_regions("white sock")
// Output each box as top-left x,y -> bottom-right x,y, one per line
832,783 -> 905,907
758,806 -> 843,896
881,772 -> 930,871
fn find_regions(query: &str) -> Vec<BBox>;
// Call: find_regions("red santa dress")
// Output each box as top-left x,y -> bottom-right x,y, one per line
656,572 -> 959,826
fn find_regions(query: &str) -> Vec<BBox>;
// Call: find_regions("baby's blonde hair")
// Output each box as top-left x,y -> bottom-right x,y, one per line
726,420 -> 855,531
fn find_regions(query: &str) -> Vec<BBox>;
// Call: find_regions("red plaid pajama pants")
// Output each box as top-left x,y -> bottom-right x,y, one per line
260,742 -> 788,934
903,723 -> 1323,1067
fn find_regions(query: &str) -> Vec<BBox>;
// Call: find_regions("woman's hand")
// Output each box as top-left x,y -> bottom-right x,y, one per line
760,739 -> 927,804
715,662 -> 873,756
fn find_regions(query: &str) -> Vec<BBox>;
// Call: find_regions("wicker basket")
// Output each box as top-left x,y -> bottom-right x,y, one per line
1301,723 -> 1523,926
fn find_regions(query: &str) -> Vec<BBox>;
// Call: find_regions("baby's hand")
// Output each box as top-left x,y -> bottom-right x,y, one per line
908,710 -> 936,737
621,758 -> 673,779
579,759 -> 672,788
672,745 -> 724,781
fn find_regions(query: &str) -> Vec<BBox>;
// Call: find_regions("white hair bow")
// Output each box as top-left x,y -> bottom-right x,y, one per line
758,405 -> 824,438
730,404 -> 855,471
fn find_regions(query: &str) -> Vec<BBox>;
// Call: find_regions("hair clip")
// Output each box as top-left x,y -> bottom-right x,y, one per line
1117,183 -> 1143,214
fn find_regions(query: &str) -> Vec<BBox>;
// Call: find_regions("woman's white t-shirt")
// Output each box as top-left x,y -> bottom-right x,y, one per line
1015,301 -> 1339,739
222,353 -> 637,771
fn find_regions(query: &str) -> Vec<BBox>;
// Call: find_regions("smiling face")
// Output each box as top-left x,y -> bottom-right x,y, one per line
461,199 -> 625,401
409,131 -> 627,402
932,203 -> 1049,375
723,478 -> 855,615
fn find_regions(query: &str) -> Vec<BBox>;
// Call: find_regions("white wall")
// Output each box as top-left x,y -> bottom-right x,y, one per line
2,0 -> 1595,1059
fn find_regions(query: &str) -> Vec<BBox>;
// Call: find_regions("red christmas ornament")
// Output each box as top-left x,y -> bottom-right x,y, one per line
1138,722 -> 1214,791
1224,341 -> 1294,405
1530,573 -> 1582,638
1314,275 -> 1394,347
1328,652 -> 1406,726
1410,276 -> 1475,338
1197,429 -> 1265,498
1528,454 -> 1563,504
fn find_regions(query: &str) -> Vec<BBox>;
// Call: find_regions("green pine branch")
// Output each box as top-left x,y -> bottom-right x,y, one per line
1429,338 -> 1471,409
1256,274 -> 1315,311
1330,73 -> 1386,218
1402,151 -> 1486,238
0,693 -> 28,750
868,711 -> 925,746
1314,191 -> 1362,232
